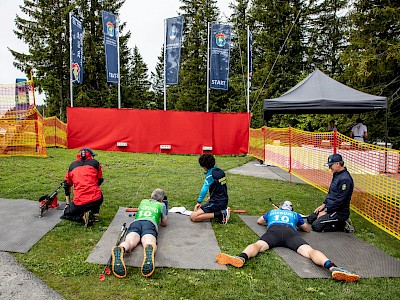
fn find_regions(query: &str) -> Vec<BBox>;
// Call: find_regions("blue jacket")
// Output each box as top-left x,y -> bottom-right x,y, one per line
324,167 -> 354,219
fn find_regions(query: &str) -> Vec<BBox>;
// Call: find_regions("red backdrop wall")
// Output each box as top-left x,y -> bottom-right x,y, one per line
67,107 -> 249,155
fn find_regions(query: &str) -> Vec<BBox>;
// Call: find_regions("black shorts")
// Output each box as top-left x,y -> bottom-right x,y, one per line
127,220 -> 158,238
259,225 -> 308,251
201,200 -> 228,213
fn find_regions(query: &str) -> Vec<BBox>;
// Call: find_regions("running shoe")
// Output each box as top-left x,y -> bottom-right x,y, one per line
216,253 -> 245,268
220,207 -> 231,225
141,244 -> 155,277
331,266 -> 360,282
111,246 -> 127,278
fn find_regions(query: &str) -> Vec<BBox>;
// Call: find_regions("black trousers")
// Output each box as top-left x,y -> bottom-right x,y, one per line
61,195 -> 103,222
307,212 -> 346,232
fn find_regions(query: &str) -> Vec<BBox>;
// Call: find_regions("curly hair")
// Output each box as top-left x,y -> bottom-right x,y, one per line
198,154 -> 215,170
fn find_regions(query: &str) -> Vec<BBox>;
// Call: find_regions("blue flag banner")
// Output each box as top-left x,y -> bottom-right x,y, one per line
165,16 -> 184,85
71,14 -> 83,84
248,30 -> 252,91
102,10 -> 119,83
210,24 -> 231,91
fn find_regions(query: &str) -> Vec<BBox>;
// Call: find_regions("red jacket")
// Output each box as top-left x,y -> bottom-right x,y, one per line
64,151 -> 103,206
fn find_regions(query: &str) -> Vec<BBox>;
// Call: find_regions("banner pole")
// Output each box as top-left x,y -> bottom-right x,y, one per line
206,22 -> 210,112
164,19 -> 167,111
69,12 -> 73,107
117,17 -> 121,109
247,26 -> 250,113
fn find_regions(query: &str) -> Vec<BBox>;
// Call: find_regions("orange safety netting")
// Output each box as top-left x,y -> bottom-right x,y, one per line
43,116 -> 67,148
0,83 -> 47,157
249,126 -> 400,240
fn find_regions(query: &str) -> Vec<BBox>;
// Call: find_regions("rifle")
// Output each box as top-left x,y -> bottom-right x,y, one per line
38,182 -> 63,218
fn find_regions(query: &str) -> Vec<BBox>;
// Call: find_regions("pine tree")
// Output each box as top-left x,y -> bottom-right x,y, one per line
340,0 -> 400,147
306,0 -> 348,77
150,47 -> 165,110
177,0 -> 219,111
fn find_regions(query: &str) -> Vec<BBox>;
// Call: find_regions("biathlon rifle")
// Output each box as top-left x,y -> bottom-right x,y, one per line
38,182 -> 63,218
99,223 -> 128,281
269,198 -> 279,209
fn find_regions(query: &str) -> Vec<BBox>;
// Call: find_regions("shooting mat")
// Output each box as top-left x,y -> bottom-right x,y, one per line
239,215 -> 400,278
86,207 -> 226,270
0,198 -> 64,253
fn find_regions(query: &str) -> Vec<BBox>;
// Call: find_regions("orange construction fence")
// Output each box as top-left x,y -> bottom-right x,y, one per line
43,116 -> 67,148
249,126 -> 400,240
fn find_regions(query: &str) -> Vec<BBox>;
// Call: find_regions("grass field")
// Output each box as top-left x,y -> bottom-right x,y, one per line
0,148 -> 399,300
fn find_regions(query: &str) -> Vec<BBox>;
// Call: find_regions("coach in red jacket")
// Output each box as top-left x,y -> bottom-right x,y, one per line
61,148 -> 104,224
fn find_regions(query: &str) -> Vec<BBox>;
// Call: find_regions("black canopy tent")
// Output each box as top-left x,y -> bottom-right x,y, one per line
263,69 -> 387,121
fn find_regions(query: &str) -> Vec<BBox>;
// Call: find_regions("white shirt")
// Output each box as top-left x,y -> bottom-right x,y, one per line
351,123 -> 367,141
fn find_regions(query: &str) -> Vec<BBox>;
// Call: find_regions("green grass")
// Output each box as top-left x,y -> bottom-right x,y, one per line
1,148 -> 399,300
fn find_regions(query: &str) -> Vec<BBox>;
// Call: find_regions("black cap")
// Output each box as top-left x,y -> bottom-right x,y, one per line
324,154 -> 342,166
80,148 -> 97,156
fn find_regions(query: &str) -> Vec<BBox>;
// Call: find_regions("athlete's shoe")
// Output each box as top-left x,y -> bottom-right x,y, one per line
344,218 -> 355,233
141,244 -> 155,277
220,207 -> 231,225
111,246 -> 126,278
93,213 -> 100,222
331,266 -> 360,282
83,211 -> 94,227
216,253 -> 245,268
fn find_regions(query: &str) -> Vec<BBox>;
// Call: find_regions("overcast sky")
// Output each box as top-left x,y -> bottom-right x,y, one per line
0,0 -> 232,105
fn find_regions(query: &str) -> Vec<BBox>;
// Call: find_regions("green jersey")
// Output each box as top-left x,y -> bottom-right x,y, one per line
135,199 -> 166,230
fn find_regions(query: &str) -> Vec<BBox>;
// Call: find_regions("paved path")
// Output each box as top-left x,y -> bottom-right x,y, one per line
0,160 -> 304,300
227,161 -> 306,184
0,251 -> 64,300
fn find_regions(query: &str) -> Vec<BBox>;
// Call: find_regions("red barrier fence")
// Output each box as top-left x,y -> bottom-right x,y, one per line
67,107 -> 250,155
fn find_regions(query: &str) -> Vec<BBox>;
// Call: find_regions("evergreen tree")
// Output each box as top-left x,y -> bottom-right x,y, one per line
123,46 -> 151,109
150,47 -> 165,110
223,0 -> 250,113
10,0 -> 130,120
340,0 -> 400,147
177,0 -> 219,111
248,0 -> 308,127
306,0 -> 349,77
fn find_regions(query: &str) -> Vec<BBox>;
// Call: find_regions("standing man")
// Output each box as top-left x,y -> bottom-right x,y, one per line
216,201 -> 360,282
61,148 -> 104,226
350,118 -> 368,142
307,154 -> 354,232
190,154 -> 230,224
111,188 -> 168,278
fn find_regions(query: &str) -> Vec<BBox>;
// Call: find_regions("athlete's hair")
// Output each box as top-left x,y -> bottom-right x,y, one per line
151,188 -> 165,202
198,154 -> 215,170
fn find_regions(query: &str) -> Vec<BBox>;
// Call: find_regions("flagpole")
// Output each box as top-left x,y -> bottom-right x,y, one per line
69,12 -> 73,107
247,26 -> 250,113
163,19 -> 167,111
116,17 -> 121,109
206,22 -> 210,112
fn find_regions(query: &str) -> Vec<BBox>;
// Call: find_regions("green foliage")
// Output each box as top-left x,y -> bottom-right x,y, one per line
0,148 -> 399,299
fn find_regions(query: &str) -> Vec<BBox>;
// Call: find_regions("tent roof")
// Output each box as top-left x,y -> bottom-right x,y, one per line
263,69 -> 387,118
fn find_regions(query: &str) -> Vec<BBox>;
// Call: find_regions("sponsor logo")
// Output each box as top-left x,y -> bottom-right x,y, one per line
215,33 -> 226,47
342,184 -> 347,191
169,25 -> 178,41
71,63 -> 81,82
106,21 -> 115,37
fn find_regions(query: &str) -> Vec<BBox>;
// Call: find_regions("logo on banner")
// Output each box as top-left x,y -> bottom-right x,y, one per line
215,33 -> 227,47
71,63 -> 81,83
106,21 -> 115,37
169,25 -> 178,41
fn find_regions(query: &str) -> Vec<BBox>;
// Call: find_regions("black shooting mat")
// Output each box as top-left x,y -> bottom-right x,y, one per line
239,215 -> 400,278
0,198 -> 64,253
86,207 -> 226,270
